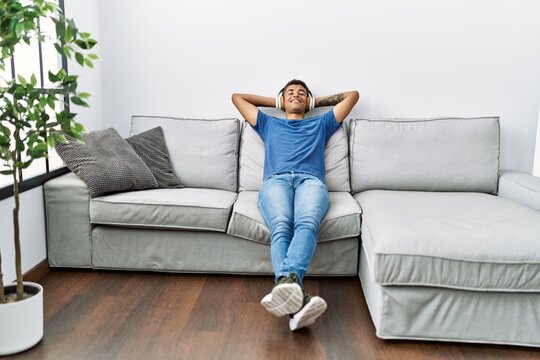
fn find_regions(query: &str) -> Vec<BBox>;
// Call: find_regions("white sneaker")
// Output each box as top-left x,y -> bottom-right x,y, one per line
260,283 -> 303,317
289,296 -> 327,331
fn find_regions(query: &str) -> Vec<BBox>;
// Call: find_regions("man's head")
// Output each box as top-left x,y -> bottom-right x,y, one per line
280,79 -> 311,116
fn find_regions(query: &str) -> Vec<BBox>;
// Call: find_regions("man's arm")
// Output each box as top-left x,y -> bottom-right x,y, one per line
231,93 -> 275,126
315,90 -> 360,123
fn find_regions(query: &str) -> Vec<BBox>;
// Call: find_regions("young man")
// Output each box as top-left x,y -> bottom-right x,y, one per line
232,80 -> 359,330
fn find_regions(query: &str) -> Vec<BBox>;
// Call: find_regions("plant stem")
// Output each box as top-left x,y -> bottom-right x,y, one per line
12,148 -> 23,301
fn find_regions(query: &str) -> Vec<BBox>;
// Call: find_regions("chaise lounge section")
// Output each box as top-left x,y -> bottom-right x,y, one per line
350,117 -> 540,347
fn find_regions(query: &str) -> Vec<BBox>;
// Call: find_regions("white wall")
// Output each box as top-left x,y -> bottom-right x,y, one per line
534,106 -> 540,176
0,188 -> 47,283
98,0 -> 540,172
65,0 -> 104,131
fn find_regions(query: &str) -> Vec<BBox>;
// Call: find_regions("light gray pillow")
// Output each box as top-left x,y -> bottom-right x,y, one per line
349,117 -> 500,194
130,116 -> 240,192
238,118 -> 351,192
56,128 -> 158,198
125,126 -> 183,189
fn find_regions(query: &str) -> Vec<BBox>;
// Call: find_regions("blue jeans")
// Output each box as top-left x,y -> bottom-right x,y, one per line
258,172 -> 329,284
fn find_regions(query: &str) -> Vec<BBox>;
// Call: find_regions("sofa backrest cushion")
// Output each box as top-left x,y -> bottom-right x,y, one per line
238,117 -> 351,192
131,116 -> 240,192
349,117 -> 500,194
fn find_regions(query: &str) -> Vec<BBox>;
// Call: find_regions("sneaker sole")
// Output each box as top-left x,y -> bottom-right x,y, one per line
289,296 -> 327,331
260,283 -> 303,317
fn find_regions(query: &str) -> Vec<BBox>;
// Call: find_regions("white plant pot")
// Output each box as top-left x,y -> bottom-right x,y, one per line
0,282 -> 44,355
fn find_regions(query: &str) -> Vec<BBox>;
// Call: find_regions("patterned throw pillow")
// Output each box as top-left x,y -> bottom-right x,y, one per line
55,128 -> 159,197
126,126 -> 183,188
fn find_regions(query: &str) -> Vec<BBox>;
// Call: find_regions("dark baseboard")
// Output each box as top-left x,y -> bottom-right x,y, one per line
23,259 -> 50,283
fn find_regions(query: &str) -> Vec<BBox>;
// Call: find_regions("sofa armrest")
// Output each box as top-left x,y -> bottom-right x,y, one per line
44,172 -> 92,267
498,169 -> 540,212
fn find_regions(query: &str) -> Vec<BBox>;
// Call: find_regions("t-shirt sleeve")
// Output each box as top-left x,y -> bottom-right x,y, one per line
253,110 -> 268,139
324,110 -> 341,140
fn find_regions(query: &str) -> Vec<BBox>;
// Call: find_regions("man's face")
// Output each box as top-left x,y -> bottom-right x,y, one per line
283,84 -> 308,115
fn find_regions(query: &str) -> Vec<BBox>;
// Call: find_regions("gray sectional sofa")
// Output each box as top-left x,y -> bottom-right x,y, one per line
43,110 -> 540,347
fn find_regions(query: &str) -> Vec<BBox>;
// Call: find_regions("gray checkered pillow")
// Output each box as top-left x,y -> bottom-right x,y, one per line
126,126 -> 183,188
55,128 -> 159,197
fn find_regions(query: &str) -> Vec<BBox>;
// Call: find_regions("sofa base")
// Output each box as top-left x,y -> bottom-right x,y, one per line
359,247 -> 540,348
90,226 -> 359,276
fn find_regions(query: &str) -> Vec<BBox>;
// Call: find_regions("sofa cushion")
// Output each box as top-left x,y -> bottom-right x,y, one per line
238,119 -> 350,192
131,116 -> 240,192
356,190 -> 540,291
55,128 -> 158,197
125,126 -> 183,189
90,188 -> 237,232
349,117 -> 500,194
227,190 -> 361,244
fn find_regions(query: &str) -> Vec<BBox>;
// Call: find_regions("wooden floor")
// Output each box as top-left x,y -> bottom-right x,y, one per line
6,270 -> 540,360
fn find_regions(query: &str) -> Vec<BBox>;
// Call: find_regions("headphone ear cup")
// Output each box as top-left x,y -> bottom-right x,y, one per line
276,91 -> 285,110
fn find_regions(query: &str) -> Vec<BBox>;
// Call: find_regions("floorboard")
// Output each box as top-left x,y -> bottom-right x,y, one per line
4,270 -> 540,360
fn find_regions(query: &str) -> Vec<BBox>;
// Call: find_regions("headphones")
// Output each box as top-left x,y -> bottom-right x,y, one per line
276,87 -> 315,112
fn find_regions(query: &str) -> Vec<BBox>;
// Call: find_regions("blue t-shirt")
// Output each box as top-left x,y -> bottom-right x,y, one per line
253,110 -> 341,183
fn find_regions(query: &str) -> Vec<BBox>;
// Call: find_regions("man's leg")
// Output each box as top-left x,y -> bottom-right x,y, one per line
258,174 -> 294,280
287,175 -> 329,281
288,174 -> 329,330
258,174 -> 303,316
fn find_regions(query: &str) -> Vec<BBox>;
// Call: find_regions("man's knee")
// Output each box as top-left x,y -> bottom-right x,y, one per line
271,216 -> 294,236
294,214 -> 322,233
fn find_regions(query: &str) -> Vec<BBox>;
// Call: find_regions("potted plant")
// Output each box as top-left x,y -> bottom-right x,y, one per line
0,0 -> 98,354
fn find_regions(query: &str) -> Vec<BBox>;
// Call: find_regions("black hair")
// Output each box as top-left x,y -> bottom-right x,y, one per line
280,79 -> 311,95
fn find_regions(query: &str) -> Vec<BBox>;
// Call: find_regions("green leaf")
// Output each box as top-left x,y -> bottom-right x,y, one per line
29,142 -> 47,158
17,75 -> 27,85
75,52 -> 84,66
63,75 -> 77,84
15,139 -> 24,151
39,97 -> 48,109
0,170 -> 14,175
47,96 -> 55,109
88,53 -> 100,60
78,92 -> 91,99
55,18 -> 65,38
30,74 -> 37,87
21,159 -> 33,168
56,69 -> 67,81
63,45 -> 73,59
83,58 -> 93,68
48,70 -> 58,83
71,96 -> 88,107
52,131 -> 67,144
54,43 -> 64,56
65,23 -> 74,43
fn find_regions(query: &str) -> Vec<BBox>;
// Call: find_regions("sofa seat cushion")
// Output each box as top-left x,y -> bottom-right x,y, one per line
356,190 -> 540,292
227,191 -> 361,244
90,188 -> 237,232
